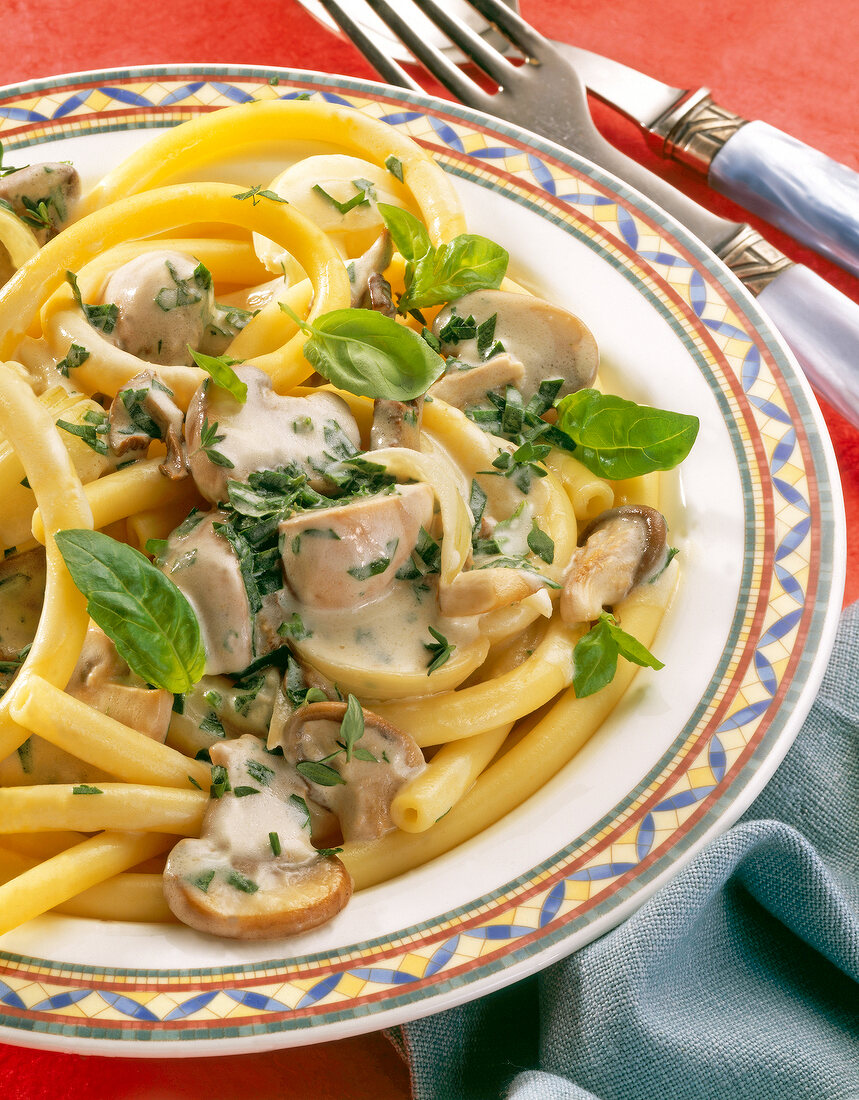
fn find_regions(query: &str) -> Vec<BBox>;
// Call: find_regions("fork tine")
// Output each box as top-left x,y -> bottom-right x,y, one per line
416,0 -> 519,87
361,0 -> 495,109
463,0 -> 546,58
317,0 -> 423,92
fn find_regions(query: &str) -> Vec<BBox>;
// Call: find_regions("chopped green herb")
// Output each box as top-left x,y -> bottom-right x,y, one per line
425,625 -> 455,674
277,612 -> 313,641
72,784 -> 103,795
296,759 -> 347,786
233,785 -> 260,798
227,869 -> 259,893
316,846 -> 344,859
527,522 -> 555,564
385,154 -> 404,182
269,831 -> 282,856
233,186 -> 288,206
347,537 -> 398,581
191,869 -> 216,893
209,763 -> 231,799
66,270 -> 118,334
56,342 -> 90,377
246,759 -> 275,786
339,694 -> 364,763
196,417 -> 234,468
290,793 -> 312,830
312,179 -> 372,216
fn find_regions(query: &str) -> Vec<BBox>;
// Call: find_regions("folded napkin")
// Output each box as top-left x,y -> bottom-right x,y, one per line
395,603 -> 859,1100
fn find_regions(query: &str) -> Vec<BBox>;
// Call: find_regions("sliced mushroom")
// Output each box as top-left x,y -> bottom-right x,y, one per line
431,289 -> 598,406
561,505 -> 669,624
279,701 -> 424,842
349,230 -> 394,310
65,622 -> 173,741
370,396 -> 423,450
159,510 -> 253,675
278,482 -> 434,610
0,546 -> 46,668
429,355 -> 525,409
439,566 -> 545,617
0,162 -> 80,245
108,369 -> 187,478
103,250 -> 217,367
163,734 -> 352,939
185,365 -> 361,505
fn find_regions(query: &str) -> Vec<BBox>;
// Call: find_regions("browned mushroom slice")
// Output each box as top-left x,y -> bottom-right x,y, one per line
349,230 -> 394,310
159,510 -> 253,675
66,622 -> 173,741
429,355 -> 525,409
0,163 -> 80,245
561,505 -> 669,624
185,365 -> 360,505
108,369 -> 187,478
278,482 -> 434,610
163,735 -> 351,939
439,566 -> 545,617
431,289 -> 599,404
280,700 -> 425,842
370,396 -> 423,450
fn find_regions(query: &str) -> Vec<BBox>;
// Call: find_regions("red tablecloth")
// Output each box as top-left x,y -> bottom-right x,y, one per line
1,1 -> 857,1095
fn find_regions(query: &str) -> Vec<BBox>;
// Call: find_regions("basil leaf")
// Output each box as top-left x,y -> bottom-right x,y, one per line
403,234 -> 508,312
573,612 -> 663,698
188,347 -> 247,403
555,389 -> 699,479
283,304 -> 444,401
54,529 -> 206,693
376,203 -> 432,264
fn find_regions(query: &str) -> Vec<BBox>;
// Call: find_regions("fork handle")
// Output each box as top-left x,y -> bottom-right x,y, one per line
708,121 -> 859,278
757,263 -> 859,427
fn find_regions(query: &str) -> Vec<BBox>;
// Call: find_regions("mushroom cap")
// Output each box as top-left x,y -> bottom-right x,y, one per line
561,504 -> 669,624
185,365 -> 360,505
278,482 -> 434,610
163,842 -> 352,940
103,250 -> 214,367
431,289 -> 598,403
281,700 -> 424,842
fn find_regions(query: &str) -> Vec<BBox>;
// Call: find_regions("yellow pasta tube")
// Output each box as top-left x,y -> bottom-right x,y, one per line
343,574 -> 674,887
0,366 -> 92,760
0,830 -> 171,936
10,675 -> 211,790
609,470 -> 660,510
55,872 -> 173,922
0,784 -> 207,835
0,184 -> 351,392
81,100 -> 466,245
391,722 -> 512,833
545,449 -> 614,523
0,206 -> 39,270
374,615 -> 582,746
32,457 -> 200,545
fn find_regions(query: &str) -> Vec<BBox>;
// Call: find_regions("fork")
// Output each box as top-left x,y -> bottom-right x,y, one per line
317,0 -> 859,428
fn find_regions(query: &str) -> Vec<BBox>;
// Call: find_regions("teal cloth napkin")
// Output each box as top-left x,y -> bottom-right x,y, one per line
395,603 -> 859,1099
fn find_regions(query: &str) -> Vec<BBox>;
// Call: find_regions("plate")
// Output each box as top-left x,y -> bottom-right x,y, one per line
0,65 -> 844,1055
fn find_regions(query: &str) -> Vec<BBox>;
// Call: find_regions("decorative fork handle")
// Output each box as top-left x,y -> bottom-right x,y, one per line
653,92 -> 859,277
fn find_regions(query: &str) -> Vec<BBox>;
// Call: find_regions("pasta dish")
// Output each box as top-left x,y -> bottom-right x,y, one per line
0,99 -> 697,939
